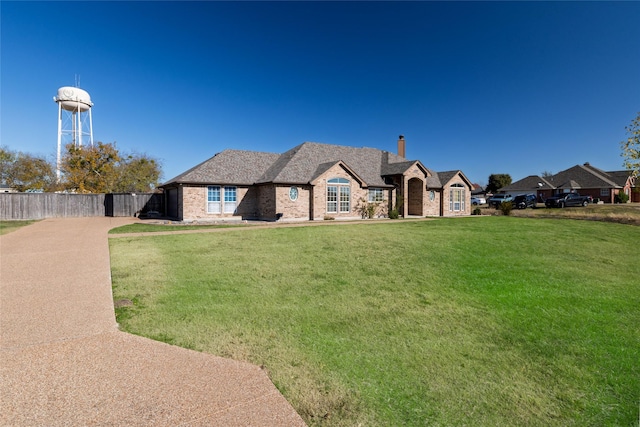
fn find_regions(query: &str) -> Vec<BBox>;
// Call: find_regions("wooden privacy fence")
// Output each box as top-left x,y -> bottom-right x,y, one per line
0,193 -> 163,220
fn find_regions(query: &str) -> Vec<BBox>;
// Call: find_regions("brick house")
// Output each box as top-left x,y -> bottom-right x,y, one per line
499,163 -> 637,203
160,137 -> 472,221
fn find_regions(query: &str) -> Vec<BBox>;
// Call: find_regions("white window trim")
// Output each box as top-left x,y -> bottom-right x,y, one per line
207,186 -> 221,214
368,188 -> 384,203
224,186 -> 237,214
207,185 -> 237,214
327,185 -> 338,214
449,184 -> 465,212
327,178 -> 351,214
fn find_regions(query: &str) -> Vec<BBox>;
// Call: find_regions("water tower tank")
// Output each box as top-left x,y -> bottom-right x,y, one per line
54,84 -> 95,181
55,86 -> 93,112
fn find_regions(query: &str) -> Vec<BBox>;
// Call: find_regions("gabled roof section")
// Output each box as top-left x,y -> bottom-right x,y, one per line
381,160 -> 415,175
500,175 -> 555,192
425,168 -> 443,189
162,149 -> 280,186
548,164 -> 622,189
435,170 -> 473,189
163,141 -> 436,189
381,159 -> 430,179
256,142 -> 402,187
606,170 -> 634,186
309,161 -> 365,185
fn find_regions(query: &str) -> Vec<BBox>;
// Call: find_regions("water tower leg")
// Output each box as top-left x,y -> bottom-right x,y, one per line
88,108 -> 94,147
77,109 -> 82,147
57,103 -> 62,181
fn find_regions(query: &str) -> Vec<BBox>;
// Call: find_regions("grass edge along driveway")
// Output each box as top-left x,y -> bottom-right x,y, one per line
109,217 -> 640,426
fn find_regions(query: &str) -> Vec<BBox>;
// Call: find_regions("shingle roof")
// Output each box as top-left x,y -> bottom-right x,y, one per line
425,168 -> 442,189
504,164 -> 633,192
607,170 -> 633,186
436,171 -> 460,185
548,164 -> 621,189
163,150 -> 281,185
256,142 -> 400,186
433,170 -> 472,189
381,160 -> 415,176
500,175 -> 554,192
162,142 -> 428,188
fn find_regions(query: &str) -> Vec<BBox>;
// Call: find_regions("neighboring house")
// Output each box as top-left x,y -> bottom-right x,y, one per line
500,163 -> 637,203
160,137 -> 473,221
498,175 -> 554,202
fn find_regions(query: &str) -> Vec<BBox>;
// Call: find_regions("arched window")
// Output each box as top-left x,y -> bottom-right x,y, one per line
449,183 -> 465,212
327,178 -> 350,213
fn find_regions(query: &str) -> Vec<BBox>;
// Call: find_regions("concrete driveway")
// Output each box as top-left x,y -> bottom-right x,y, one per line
0,217 -> 305,426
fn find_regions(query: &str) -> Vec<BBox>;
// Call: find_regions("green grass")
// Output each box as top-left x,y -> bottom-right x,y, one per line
0,220 -> 37,235
490,202 -> 640,226
108,222 -> 249,234
109,217 -> 640,426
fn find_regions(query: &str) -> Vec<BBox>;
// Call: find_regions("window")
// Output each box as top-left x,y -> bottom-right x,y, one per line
327,178 -> 350,213
368,188 -> 384,202
207,186 -> 221,213
449,183 -> 465,212
340,186 -> 350,212
207,186 -> 236,214
327,186 -> 338,213
224,186 -> 237,213
289,186 -> 299,201
600,188 -> 609,197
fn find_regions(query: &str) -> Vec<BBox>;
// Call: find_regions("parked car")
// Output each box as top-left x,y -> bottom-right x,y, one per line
513,194 -> 537,209
545,193 -> 592,208
487,194 -> 512,208
471,196 -> 486,205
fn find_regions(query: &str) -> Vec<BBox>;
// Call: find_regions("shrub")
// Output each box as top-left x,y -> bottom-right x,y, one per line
472,207 -> 482,216
615,192 -> 629,204
387,194 -> 403,219
499,201 -> 513,216
356,198 -> 381,219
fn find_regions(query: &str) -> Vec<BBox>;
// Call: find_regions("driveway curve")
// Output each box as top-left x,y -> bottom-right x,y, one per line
0,217 -> 305,426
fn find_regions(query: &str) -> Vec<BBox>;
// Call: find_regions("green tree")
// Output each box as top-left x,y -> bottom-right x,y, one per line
60,142 -> 162,193
0,146 -> 17,185
486,174 -> 512,193
114,153 -> 162,193
61,142 -> 121,193
1,147 -> 57,192
621,112 -> 640,176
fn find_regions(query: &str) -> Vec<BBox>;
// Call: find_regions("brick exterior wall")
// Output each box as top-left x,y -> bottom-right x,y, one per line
311,164 -> 382,220
441,176 -> 471,216
424,189 -> 441,217
273,185 -> 312,221
171,168 -> 470,221
181,185 -> 253,221
399,165 -> 426,217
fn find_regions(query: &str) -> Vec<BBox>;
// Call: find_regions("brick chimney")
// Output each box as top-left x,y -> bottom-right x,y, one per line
397,135 -> 405,158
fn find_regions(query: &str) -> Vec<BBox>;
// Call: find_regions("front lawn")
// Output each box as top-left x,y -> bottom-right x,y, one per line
495,202 -> 640,225
0,220 -> 37,235
108,222 -> 249,234
109,217 -> 639,426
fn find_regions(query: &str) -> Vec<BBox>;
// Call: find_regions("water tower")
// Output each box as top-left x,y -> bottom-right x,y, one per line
54,86 -> 94,179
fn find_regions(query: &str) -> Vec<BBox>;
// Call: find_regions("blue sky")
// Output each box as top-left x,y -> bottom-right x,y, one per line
2,1 -> 639,186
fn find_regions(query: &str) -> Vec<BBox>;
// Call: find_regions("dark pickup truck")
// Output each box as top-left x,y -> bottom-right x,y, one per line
545,193 -> 592,208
